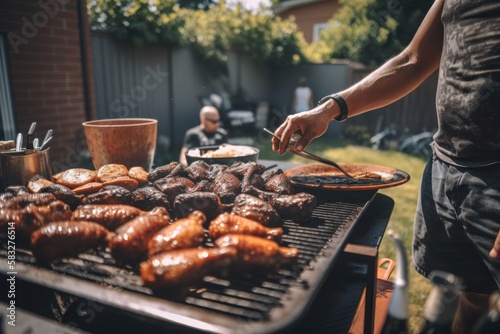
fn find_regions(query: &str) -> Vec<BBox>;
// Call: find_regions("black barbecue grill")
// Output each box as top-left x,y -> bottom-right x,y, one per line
0,190 -> 379,334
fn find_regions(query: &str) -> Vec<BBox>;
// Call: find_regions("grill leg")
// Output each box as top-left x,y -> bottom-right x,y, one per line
344,243 -> 378,334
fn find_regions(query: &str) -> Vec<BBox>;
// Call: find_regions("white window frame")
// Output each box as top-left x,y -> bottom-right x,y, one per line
313,22 -> 330,42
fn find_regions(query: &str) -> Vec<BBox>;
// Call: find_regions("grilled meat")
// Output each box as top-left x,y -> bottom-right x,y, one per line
71,204 -> 146,230
214,234 -> 298,271
231,194 -> 281,227
225,161 -> 265,179
184,160 -> 212,182
0,193 -> 57,209
148,210 -> 206,257
147,162 -> 184,183
131,186 -> 170,211
5,185 -> 31,196
189,179 -> 212,192
209,213 -> 282,241
174,191 -> 221,220
140,247 -> 237,290
209,173 -> 241,204
86,185 -> 134,205
264,173 -> 293,194
271,192 -> 317,223
108,207 -> 171,264
40,183 -> 83,210
31,221 -> 109,263
0,192 -> 15,202
1,200 -> 73,242
261,168 -> 284,183
153,176 -> 195,204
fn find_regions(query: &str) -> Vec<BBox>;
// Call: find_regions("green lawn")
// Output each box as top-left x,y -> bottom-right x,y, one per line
258,136 -> 431,332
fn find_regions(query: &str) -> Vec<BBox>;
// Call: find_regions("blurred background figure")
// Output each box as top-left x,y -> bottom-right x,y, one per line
292,77 -> 314,114
179,106 -> 228,166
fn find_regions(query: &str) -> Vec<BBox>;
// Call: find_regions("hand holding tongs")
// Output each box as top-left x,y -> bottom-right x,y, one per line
263,128 -> 355,179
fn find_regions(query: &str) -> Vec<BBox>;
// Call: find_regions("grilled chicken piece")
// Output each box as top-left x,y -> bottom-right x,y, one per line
52,168 -> 97,189
209,213 -> 283,241
225,161 -> 266,179
271,192 -> 317,223
215,234 -> 298,270
261,168 -> 284,183
209,173 -> 241,204
184,160 -> 212,182
1,201 -> 73,242
148,211 -> 206,256
147,162 -> 184,183
71,204 -> 146,230
96,164 -> 129,183
0,193 -> 57,209
128,166 -> 149,185
189,179 -> 212,192
85,185 -> 134,205
27,174 -> 54,193
231,194 -> 281,227
131,186 -> 170,211
40,183 -> 83,210
108,207 -> 171,264
264,173 -> 293,194
0,192 -> 15,202
153,176 -> 195,204
4,185 -> 31,196
140,247 -> 237,290
31,221 -> 109,263
174,191 -> 221,220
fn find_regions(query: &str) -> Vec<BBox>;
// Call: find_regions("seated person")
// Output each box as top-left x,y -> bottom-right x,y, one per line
179,106 -> 228,166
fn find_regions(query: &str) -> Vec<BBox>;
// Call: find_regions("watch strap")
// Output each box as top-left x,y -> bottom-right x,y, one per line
318,94 -> 348,122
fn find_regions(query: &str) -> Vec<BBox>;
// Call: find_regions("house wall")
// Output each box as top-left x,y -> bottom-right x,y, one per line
277,0 -> 340,43
0,0 -> 95,172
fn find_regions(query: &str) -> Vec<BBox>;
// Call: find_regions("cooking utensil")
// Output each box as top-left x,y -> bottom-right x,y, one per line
42,129 -> 53,147
32,138 -> 40,151
263,128 -> 356,179
39,135 -> 52,151
26,122 -> 37,150
284,163 -> 410,191
15,132 -> 23,152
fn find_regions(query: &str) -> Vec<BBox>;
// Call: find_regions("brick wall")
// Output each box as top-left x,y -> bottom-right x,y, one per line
0,0 -> 95,172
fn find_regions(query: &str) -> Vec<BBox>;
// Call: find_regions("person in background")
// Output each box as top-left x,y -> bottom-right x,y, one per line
179,106 -> 228,166
292,77 -> 314,114
272,1 -> 500,333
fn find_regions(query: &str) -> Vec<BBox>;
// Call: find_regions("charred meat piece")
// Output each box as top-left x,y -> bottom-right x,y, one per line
5,185 -> 31,196
153,176 -> 195,204
108,207 -> 171,264
271,192 -> 317,223
40,184 -> 83,210
140,247 -> 237,291
184,160 -> 212,182
232,194 -> 281,227
209,213 -> 282,241
132,186 -> 170,211
1,201 -> 73,242
27,174 -> 53,193
189,179 -> 212,192
209,173 -> 241,204
265,173 -> 294,194
208,164 -> 228,178
225,161 -> 266,179
148,210 -> 206,257
174,191 -> 221,221
85,185 -> 133,205
215,234 -> 298,271
31,221 -> 109,263
147,162 -> 184,183
5,193 -> 57,208
0,192 -> 14,202
261,168 -> 284,183
71,204 -> 146,230
248,174 -> 265,190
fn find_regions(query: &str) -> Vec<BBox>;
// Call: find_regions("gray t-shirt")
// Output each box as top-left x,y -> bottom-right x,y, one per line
434,0 -> 500,166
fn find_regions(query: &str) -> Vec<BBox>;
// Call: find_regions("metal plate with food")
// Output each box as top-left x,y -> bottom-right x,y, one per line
284,163 -> 410,191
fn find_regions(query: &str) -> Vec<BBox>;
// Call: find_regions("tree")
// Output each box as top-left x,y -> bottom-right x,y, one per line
307,0 -> 433,66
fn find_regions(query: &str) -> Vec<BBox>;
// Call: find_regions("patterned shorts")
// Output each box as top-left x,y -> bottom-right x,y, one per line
413,153 -> 500,293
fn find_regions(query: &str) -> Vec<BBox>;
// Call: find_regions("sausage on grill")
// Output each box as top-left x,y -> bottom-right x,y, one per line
209,213 -> 283,241
31,221 -> 109,263
71,204 -> 146,230
140,247 -> 237,290
108,207 -> 170,264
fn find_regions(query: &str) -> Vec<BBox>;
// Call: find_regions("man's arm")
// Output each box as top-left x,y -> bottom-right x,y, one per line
274,0 -> 445,154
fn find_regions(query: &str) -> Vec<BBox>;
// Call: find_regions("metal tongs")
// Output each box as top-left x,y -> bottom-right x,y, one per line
263,128 -> 356,179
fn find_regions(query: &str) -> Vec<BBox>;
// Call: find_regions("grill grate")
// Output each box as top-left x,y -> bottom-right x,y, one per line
0,191 -> 376,333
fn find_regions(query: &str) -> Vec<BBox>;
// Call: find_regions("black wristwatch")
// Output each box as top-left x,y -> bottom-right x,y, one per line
318,94 -> 349,122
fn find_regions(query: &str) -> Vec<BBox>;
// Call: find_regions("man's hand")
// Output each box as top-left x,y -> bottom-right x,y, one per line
489,228 -> 500,259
